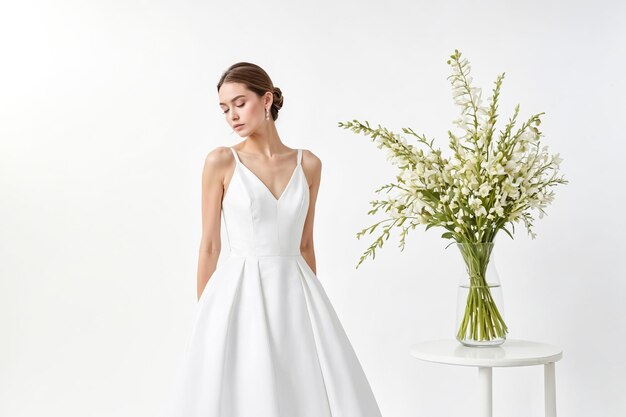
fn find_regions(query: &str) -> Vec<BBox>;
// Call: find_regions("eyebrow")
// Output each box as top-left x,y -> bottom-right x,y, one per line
219,95 -> 246,105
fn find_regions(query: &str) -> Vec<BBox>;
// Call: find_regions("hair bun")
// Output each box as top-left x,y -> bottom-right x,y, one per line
272,87 -> 283,111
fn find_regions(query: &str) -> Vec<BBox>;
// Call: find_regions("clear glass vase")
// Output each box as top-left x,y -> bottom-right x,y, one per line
454,242 -> 508,347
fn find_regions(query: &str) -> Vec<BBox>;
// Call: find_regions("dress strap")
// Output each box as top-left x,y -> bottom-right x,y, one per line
229,147 -> 241,164
296,149 -> 302,166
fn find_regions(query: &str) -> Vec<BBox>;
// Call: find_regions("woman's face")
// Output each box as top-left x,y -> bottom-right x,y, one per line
218,82 -> 270,136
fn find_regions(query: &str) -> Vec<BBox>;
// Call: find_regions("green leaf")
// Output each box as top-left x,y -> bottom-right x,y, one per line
501,226 -> 514,240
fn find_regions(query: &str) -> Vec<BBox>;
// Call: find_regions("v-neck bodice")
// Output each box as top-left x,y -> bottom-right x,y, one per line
229,147 -> 302,202
221,147 -> 310,257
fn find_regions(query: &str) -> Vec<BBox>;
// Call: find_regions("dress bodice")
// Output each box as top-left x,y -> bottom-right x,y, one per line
221,147 -> 310,257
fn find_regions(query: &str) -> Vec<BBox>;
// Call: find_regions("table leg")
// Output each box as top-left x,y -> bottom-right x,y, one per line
545,362 -> 556,417
478,366 -> 493,417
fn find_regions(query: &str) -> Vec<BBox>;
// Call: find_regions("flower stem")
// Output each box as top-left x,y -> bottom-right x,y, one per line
456,243 -> 509,342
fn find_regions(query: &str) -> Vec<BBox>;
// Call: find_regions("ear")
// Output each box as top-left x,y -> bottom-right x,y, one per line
264,91 -> 273,108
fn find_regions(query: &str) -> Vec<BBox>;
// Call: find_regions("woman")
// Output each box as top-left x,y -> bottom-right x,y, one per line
164,62 -> 383,417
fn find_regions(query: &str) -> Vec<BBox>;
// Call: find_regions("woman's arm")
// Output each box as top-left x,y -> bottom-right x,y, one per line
197,147 -> 230,300
299,149 -> 322,276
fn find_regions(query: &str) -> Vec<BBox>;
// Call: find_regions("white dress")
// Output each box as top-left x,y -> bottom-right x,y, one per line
163,147 -> 383,417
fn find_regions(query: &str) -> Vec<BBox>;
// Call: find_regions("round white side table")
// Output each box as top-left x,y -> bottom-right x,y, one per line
409,339 -> 563,417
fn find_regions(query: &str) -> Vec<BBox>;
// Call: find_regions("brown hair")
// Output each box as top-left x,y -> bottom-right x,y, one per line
217,62 -> 284,121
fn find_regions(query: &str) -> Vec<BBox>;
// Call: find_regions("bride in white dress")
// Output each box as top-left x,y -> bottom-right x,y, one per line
163,62 -> 383,417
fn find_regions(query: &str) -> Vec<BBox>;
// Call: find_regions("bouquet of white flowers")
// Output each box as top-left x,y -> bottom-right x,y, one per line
340,49 -> 568,343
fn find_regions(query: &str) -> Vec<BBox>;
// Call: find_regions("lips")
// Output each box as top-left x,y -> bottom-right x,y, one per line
234,123 -> 244,129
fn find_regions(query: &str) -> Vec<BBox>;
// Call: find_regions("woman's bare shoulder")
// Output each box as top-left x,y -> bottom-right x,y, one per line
301,148 -> 322,169
202,146 -> 235,177
204,146 -> 235,165
300,149 -> 322,188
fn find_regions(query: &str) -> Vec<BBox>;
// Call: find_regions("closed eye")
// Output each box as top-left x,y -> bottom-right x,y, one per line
223,103 -> 245,114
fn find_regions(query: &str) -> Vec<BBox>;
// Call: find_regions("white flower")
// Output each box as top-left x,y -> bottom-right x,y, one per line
477,182 -> 492,197
424,169 -> 438,180
489,163 -> 505,176
505,159 -> 519,173
475,205 -> 487,217
468,196 -> 482,210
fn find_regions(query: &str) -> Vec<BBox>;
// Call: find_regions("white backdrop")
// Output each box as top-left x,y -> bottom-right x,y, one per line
1,1 -> 625,416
